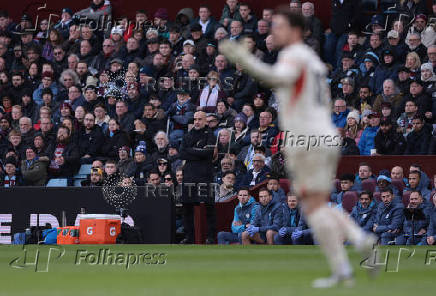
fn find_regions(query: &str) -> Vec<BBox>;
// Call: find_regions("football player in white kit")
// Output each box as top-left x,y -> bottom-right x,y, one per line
219,7 -> 377,288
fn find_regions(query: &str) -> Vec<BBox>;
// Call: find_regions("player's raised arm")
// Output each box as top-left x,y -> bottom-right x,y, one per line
219,40 -> 301,88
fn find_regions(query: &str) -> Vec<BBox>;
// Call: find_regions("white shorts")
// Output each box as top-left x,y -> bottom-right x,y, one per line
283,141 -> 340,196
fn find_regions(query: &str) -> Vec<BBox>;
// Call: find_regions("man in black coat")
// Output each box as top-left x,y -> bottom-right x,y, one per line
405,115 -> 432,155
47,125 -> 80,179
179,111 -> 216,244
374,118 -> 406,155
78,113 -> 104,164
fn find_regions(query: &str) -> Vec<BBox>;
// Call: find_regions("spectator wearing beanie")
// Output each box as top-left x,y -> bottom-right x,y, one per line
133,141 -> 153,186
344,110 -> 363,145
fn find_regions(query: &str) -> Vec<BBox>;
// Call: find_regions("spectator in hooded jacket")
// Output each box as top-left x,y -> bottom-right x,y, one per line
274,193 -> 301,245
373,187 -> 404,245
396,191 -> 431,245
370,49 -> 400,95
356,52 -> 378,90
242,188 -> 282,245
350,191 -> 377,233
427,192 -> 436,245
358,111 -> 380,155
217,188 -> 258,245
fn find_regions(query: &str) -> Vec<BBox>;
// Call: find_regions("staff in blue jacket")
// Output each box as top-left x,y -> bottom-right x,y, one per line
274,193 -> 301,245
217,187 -> 259,244
426,192 -> 436,245
350,191 -> 377,232
242,187 -> 282,245
373,187 -> 404,245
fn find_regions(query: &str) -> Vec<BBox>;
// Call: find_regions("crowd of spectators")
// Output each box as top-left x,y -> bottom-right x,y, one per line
0,0 -> 435,193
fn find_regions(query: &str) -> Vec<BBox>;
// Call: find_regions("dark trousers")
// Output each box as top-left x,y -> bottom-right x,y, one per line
183,203 -> 216,242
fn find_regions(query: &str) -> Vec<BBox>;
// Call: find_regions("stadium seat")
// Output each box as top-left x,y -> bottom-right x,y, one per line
391,179 -> 405,196
402,191 -> 411,207
279,178 -> 290,194
373,192 -> 381,202
362,179 -> 376,193
74,164 -> 92,179
74,179 -> 83,187
46,178 -> 68,187
342,191 -> 358,213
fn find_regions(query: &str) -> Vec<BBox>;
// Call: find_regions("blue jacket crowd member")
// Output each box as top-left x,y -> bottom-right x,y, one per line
396,191 -> 431,245
291,214 -> 314,245
266,174 -> 286,203
217,188 -> 258,244
427,193 -> 436,246
274,193 -> 301,245
242,188 -> 282,245
331,173 -> 355,205
350,191 -> 377,233
404,170 -> 432,202
373,188 -> 404,245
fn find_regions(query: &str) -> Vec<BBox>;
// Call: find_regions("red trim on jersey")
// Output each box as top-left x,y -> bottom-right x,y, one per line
290,68 -> 306,106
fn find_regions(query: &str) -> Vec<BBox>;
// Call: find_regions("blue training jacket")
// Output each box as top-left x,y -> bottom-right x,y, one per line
231,197 -> 259,234
374,201 -> 404,234
253,199 -> 283,232
350,200 -> 378,232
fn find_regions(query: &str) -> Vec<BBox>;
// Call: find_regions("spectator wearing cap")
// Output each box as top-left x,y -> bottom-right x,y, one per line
240,153 -> 270,188
117,145 -> 135,177
190,5 -> 219,40
397,66 -> 413,95
375,172 -> 401,201
167,88 -> 196,144
102,118 -> 130,159
330,51 -> 357,98
153,8 -> 171,38
405,115 -> 432,155
189,23 -> 208,53
2,156 -> 23,187
197,40 -> 218,75
81,167 -> 104,186
21,146 -> 49,186
33,71 -> 58,106
372,79 -> 403,117
386,30 -> 408,63
133,141 -> 153,185
167,142 -> 182,173
401,77 -> 433,116
358,111 -> 380,155
370,49 -> 400,95
53,8 -> 73,39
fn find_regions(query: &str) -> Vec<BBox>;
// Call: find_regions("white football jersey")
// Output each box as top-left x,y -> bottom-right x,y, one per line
273,43 -> 336,137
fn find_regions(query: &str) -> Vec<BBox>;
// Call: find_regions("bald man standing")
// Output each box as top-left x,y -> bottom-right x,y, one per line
179,111 -> 217,244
